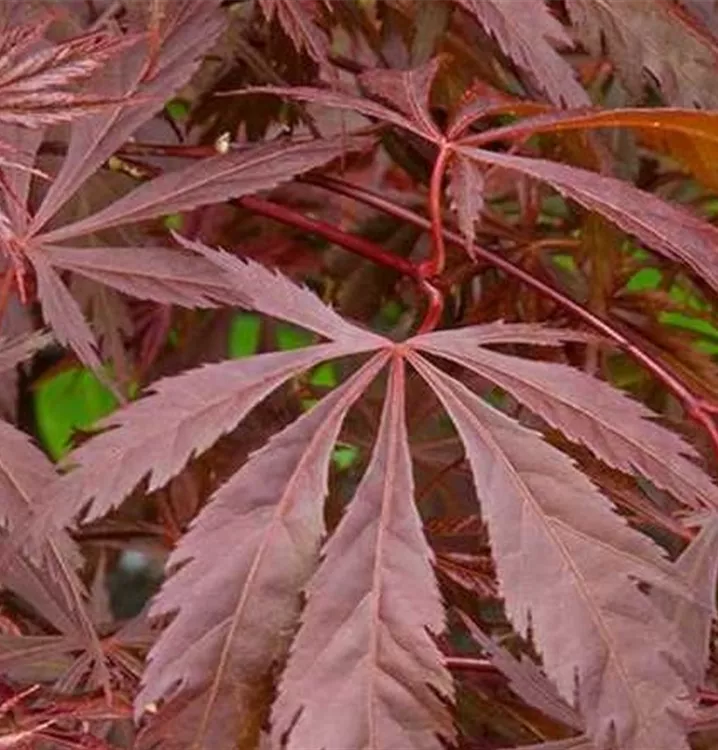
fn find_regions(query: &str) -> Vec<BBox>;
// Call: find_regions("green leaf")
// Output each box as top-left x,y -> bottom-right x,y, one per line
228,313 -> 261,359
35,368 -> 118,459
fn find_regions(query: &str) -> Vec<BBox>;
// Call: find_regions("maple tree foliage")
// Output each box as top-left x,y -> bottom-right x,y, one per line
2,1 -> 718,749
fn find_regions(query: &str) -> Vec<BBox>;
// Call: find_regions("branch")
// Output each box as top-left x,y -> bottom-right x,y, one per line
305,174 -> 718,461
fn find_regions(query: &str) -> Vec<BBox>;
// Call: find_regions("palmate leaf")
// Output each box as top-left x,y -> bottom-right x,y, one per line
28,236 -> 385,542
138,352 -> 390,748
24,218 -> 718,750
358,59 -> 444,142
0,1 -> 228,377
409,352 -> 693,750
452,0 -> 590,107
271,356 -> 454,750
459,145 -> 718,296
413,325 -> 718,511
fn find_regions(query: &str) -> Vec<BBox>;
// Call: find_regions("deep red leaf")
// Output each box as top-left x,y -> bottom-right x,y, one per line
258,0 -> 330,66
272,356 -> 455,750
453,0 -> 589,107
37,135 -> 372,243
460,146 -> 718,295
566,0 -> 718,108
410,351 -> 694,750
413,325 -> 718,511
137,352 -> 389,747
28,0 -> 224,234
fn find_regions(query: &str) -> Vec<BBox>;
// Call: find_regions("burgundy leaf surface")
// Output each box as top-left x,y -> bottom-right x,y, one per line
27,249 -> 103,373
28,0 -> 224,234
566,0 -> 718,108
258,0 -> 330,66
38,135 -> 371,243
358,59 -> 444,142
457,611 -> 584,732
178,234 -> 387,345
413,325 -> 718,510
31,343 -> 367,539
272,356 -> 455,750
137,352 -> 389,748
447,154 -> 485,248
243,85 -> 437,141
453,0 -> 590,107
410,351 -> 694,750
460,146 -> 718,295
42,245 -> 242,309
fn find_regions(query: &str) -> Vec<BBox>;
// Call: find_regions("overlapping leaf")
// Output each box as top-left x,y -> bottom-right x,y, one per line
178,234 -> 387,345
137,352 -> 389,748
457,611 -> 584,732
358,58 -> 444,142
27,248 -> 104,374
37,135 -> 371,243
272,356 -> 455,750
24,132 -> 370,371
0,534 -> 109,693
470,108 -> 718,192
28,0 -> 225,234
0,15 -> 138,127
0,389 -> 107,692
413,325 -> 718,510
566,0 -> 718,108
31,342 -> 363,539
258,0 -> 330,67
447,153 -> 485,247
453,0 -> 589,107
459,146 -> 718,295
244,65 -> 443,142
650,516 -> 718,688
41,245 -> 242,309
409,351 -> 694,750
